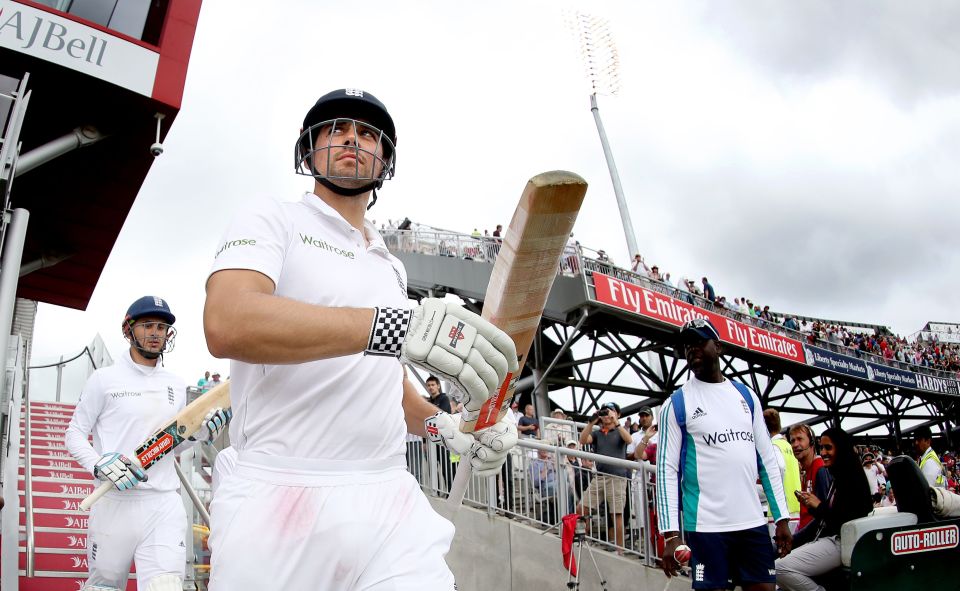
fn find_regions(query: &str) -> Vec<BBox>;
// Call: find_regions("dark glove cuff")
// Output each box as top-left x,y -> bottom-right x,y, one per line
365,306 -> 411,357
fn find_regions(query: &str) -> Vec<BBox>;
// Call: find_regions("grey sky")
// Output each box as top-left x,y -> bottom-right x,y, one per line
27,1 -> 960,401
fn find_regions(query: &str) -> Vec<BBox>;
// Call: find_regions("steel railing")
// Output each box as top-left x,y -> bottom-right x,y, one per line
382,224 -> 958,382
407,435 -> 664,565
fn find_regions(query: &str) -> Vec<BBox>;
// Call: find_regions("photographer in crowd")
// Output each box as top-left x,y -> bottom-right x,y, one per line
575,402 -> 632,554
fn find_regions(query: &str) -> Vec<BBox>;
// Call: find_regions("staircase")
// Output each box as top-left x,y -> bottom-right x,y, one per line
12,400 -> 135,590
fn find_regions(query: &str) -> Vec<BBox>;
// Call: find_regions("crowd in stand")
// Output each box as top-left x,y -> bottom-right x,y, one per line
385,219 -> 960,379
381,220 -> 960,380
592,249 -> 960,379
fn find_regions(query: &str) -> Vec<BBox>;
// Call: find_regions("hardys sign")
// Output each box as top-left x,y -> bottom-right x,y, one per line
592,273 -> 805,364
0,0 -> 160,96
915,373 -> 960,396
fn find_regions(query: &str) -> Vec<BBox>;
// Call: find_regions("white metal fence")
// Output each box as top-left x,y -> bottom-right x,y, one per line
406,435 -> 664,566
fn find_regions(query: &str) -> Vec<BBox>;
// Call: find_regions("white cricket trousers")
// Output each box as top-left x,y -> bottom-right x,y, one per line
208,452 -> 456,591
86,489 -> 186,589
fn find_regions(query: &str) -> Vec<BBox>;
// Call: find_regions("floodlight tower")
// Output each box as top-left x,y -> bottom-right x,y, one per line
568,11 -> 638,258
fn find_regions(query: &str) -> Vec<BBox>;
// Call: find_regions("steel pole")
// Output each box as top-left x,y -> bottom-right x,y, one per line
0,208 -> 29,381
590,94 -> 638,257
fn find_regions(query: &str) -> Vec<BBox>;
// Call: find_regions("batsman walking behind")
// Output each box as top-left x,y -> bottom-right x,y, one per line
65,296 -> 231,591
203,88 -> 519,590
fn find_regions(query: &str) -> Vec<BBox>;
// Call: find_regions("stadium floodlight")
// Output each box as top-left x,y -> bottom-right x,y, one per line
566,11 -> 639,259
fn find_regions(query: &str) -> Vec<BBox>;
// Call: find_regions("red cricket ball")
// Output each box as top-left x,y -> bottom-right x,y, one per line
674,544 -> 692,565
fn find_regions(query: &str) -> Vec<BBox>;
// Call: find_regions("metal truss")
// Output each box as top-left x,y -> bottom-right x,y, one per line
401,263 -> 955,448
514,306 -> 956,447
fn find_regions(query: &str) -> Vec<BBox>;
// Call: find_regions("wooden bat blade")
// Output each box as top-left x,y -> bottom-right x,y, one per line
462,170 -> 587,433
446,171 -> 586,513
79,382 -> 232,511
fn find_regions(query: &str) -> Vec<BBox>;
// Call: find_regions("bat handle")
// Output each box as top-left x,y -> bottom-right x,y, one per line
80,480 -> 113,511
446,461 -> 472,511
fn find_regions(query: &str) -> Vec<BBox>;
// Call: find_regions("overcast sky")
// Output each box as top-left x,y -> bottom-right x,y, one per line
27,0 -> 960,402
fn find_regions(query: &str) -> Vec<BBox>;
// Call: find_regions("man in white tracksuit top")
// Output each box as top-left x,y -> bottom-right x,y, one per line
203,88 -> 520,590
65,296 -> 230,591
657,318 -> 793,591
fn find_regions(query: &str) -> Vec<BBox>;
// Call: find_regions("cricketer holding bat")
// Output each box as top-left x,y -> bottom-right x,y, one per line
203,88 -> 519,590
64,296 -> 231,591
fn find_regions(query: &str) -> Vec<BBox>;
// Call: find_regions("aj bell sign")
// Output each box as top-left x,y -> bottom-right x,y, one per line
0,0 -> 159,97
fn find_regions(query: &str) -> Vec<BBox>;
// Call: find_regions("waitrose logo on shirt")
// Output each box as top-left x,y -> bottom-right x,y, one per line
702,428 -> 754,446
216,238 -> 257,258
299,233 -> 356,259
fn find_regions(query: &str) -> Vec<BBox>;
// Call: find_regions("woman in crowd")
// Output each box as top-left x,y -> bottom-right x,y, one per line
775,427 -> 873,591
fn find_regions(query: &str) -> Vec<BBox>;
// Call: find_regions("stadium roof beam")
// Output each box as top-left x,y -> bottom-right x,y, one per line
392,242 -> 959,430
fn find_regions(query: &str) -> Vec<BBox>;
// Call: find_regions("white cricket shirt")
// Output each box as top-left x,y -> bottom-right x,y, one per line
656,376 -> 790,533
208,193 -> 409,462
65,350 -> 188,492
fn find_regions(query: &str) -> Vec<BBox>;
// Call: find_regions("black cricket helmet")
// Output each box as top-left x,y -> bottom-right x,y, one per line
295,89 -> 397,206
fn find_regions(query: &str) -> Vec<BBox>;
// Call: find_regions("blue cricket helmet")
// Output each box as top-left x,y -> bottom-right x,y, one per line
124,296 -> 175,326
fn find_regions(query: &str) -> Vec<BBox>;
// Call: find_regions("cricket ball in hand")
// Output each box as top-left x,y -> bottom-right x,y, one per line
673,544 -> 692,565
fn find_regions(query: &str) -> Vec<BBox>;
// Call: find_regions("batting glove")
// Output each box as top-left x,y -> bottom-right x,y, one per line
191,407 -> 232,444
93,452 -> 147,491
425,411 -> 518,477
366,298 -> 519,421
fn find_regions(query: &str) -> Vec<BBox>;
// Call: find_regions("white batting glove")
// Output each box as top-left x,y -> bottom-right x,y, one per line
425,411 -> 518,477
191,407 -> 232,444
93,452 -> 147,491
366,298 -> 519,421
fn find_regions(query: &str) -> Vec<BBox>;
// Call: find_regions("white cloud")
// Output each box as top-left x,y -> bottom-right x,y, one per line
27,0 -> 960,396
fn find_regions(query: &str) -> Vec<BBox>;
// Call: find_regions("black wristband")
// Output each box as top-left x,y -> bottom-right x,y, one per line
365,306 -> 412,357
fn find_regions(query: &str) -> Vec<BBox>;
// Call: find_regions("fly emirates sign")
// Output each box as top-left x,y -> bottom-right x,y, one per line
593,273 -> 805,364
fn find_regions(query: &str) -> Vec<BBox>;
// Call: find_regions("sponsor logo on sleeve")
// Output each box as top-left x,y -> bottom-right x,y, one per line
215,238 -> 257,258
392,266 -> 406,297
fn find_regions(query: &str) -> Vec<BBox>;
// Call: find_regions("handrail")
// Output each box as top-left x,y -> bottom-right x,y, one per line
27,345 -> 99,370
23,361 -> 35,576
520,436 -> 647,472
174,460 -> 211,525
384,225 -> 959,384
408,427 -> 663,561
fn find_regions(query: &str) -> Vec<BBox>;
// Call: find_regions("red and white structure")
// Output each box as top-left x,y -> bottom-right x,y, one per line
1,2 -> 205,589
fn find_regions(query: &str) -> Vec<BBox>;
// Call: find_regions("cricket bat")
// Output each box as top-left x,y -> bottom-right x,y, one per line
447,170 -> 587,510
80,381 -> 231,510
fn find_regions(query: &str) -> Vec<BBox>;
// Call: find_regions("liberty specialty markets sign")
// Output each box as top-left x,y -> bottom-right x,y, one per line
0,0 -> 159,96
